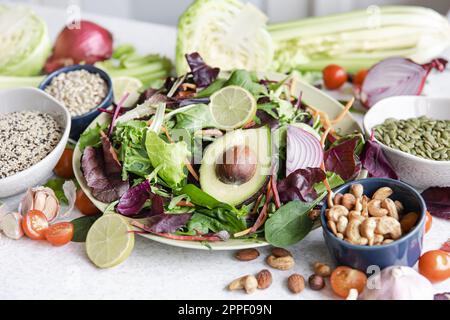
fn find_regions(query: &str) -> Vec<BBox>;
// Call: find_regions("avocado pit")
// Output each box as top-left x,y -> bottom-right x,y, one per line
215,145 -> 257,185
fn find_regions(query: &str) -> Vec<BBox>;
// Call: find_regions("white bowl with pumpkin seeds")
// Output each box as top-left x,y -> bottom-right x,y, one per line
364,96 -> 450,189
0,88 -> 71,198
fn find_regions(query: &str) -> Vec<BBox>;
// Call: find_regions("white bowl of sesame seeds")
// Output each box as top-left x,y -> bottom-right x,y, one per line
0,88 -> 71,198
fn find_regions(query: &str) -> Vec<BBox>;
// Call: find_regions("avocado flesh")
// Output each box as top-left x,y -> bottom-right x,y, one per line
200,127 -> 272,206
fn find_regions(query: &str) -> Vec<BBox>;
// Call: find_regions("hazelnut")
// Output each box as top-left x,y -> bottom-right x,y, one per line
288,274 -> 305,294
271,247 -> 292,258
235,249 -> 260,261
308,274 -> 325,290
256,269 -> 272,289
314,262 -> 331,277
216,146 -> 257,185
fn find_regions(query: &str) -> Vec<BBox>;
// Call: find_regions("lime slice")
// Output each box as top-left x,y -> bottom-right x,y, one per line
86,214 -> 135,269
209,85 -> 257,130
112,76 -> 143,108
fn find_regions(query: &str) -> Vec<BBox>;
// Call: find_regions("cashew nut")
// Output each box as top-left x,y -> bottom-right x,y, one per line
337,216 -> 349,234
229,275 -> 258,294
374,234 -> 384,245
368,200 -> 389,217
350,184 -> 364,199
334,193 -> 343,206
345,218 -> 368,245
395,200 -> 405,215
376,216 -> 402,240
382,198 -> 399,221
327,220 -> 338,236
383,239 -> 394,245
327,205 -> 349,222
360,217 -> 378,246
361,195 -> 370,217
372,187 -> 393,201
342,193 -> 356,210
354,198 -> 363,213
400,212 -> 419,233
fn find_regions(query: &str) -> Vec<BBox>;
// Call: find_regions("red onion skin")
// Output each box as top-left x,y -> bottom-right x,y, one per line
45,21 -> 113,73
361,57 -> 448,108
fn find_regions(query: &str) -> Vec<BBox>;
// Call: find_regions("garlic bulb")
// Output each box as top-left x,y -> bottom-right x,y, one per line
19,187 -> 60,222
0,212 -> 24,240
361,266 -> 433,300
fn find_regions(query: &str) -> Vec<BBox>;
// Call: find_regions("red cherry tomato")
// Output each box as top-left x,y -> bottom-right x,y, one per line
419,250 -> 450,283
425,211 -> 433,233
353,69 -> 369,87
323,64 -> 348,90
45,222 -> 74,247
330,266 -> 367,298
22,210 -> 49,240
75,189 -> 101,216
54,148 -> 74,179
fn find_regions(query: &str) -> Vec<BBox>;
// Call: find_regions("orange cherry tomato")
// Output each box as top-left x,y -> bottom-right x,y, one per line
353,69 -> 369,87
54,148 -> 74,179
418,250 -> 450,283
22,210 -> 49,240
75,189 -> 101,216
45,222 -> 74,247
330,266 -> 367,298
323,64 -> 348,90
425,211 -> 433,233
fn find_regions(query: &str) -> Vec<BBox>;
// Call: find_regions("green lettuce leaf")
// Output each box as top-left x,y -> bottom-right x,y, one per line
145,131 -> 190,188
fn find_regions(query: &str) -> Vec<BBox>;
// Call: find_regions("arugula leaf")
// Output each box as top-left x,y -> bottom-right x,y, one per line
44,178 -> 69,204
265,195 -> 324,247
225,70 -> 267,97
145,131 -> 190,188
196,79 -> 227,98
71,214 -> 102,243
78,123 -> 108,151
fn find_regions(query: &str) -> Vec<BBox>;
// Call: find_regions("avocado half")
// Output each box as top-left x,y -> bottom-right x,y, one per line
200,127 -> 272,206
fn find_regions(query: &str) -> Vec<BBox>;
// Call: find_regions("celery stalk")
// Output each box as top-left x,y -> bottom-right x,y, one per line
0,75 -> 44,89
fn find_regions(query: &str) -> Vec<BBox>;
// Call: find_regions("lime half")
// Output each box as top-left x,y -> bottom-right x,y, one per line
86,214 -> 135,269
209,86 -> 257,130
112,76 -> 143,107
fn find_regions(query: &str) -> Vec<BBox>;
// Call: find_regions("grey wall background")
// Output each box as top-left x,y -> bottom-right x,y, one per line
5,0 -> 450,25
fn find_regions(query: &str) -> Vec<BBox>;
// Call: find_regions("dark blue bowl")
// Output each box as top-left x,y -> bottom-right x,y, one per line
39,64 -> 113,140
320,178 -> 426,272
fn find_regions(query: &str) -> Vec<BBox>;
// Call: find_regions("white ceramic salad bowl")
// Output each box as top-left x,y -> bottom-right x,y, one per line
0,88 -> 71,198
73,77 -> 361,250
364,96 -> 450,189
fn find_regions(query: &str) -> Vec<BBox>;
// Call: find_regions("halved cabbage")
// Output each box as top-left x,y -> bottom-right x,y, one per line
0,5 -> 51,76
176,0 -> 274,75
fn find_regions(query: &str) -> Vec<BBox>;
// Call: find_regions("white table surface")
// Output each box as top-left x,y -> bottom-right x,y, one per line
0,4 -> 449,300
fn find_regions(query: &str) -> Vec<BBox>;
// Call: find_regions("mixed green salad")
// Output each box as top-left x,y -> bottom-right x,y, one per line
78,53 -> 397,247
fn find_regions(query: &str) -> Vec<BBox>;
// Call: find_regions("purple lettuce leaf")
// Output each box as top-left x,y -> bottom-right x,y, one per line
421,187 -> 450,220
81,144 -> 129,203
148,214 -> 192,233
360,140 -> 398,179
278,168 -> 326,203
434,293 -> 450,300
324,137 -> 361,181
117,180 -> 165,218
185,52 -> 220,88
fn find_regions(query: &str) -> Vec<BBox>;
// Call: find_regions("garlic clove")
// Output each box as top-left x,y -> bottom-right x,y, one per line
42,195 -> 59,222
61,181 -> 77,218
0,212 -> 24,240
19,188 -> 34,216
33,191 -> 48,211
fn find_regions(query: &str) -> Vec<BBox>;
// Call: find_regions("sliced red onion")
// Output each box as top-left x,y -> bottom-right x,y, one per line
286,126 -> 323,176
361,57 -> 447,108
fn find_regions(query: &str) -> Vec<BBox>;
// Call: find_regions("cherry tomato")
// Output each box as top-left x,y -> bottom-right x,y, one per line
45,222 -> 74,247
425,211 -> 433,233
330,266 -> 367,298
418,250 -> 450,283
75,189 -> 101,216
352,69 -> 369,87
22,210 -> 49,240
54,148 -> 74,179
323,64 -> 348,90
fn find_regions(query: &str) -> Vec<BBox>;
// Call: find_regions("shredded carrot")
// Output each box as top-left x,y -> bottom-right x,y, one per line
321,127 -> 332,147
185,159 -> 199,181
320,162 -> 334,208
250,194 -> 264,215
331,97 -> 355,125
243,120 -> 256,129
271,176 -> 281,210
177,201 -> 195,208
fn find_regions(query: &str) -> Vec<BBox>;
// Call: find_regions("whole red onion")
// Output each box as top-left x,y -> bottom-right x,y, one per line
45,20 -> 113,73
